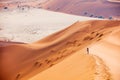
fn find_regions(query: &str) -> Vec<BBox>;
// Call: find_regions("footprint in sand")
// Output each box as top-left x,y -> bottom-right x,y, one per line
34,62 -> 39,66
51,49 -> 56,53
66,40 -> 81,47
97,38 -> 102,41
38,63 -> 42,67
16,73 -> 21,80
77,43 -> 81,46
55,57 -> 60,60
96,33 -> 100,37
66,41 -> 74,46
91,32 -> 95,34
34,61 -> 43,67
61,49 -> 67,53
45,59 -> 51,64
83,36 -> 94,41
50,64 -> 54,67
96,33 -> 104,41
98,34 -> 104,38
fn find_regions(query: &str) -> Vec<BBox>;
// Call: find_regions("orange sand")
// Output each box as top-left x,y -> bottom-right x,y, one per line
0,20 -> 120,80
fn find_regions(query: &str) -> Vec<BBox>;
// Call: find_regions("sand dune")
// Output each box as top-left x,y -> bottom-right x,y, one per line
0,1 -> 120,80
89,29 -> 120,80
108,0 -> 120,3
1,20 -> 120,80
0,0 -> 120,19
42,0 -> 120,19
29,52 -> 112,80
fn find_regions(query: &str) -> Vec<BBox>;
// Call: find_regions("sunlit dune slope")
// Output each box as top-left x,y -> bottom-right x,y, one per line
29,52 -> 112,80
0,20 -> 120,80
89,29 -> 120,80
30,20 -> 120,80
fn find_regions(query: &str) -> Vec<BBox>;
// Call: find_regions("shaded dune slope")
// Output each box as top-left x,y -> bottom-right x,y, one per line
42,0 -> 120,18
0,20 -> 120,80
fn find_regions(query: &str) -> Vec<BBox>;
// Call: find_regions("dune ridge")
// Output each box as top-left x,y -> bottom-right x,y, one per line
93,55 -> 112,80
89,28 -> 120,80
0,20 -> 120,80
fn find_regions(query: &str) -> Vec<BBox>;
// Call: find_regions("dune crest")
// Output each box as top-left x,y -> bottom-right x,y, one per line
93,55 -> 112,80
0,20 -> 120,80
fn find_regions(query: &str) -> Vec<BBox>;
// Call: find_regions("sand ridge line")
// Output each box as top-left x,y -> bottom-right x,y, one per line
92,55 -> 113,80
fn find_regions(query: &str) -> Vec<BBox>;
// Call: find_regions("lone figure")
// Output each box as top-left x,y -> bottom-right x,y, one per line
87,48 -> 89,54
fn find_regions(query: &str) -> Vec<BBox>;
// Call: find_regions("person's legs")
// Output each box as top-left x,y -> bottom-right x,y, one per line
87,48 -> 89,54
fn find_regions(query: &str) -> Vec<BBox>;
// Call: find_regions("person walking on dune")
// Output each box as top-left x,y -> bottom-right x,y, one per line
87,48 -> 89,54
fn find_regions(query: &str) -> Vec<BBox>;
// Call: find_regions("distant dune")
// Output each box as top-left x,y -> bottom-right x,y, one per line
0,0 -> 120,19
42,0 -> 120,19
1,20 -> 120,80
108,0 -> 120,3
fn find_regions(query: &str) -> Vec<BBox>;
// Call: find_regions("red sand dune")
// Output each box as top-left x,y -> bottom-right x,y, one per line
42,0 -> 120,18
0,20 -> 120,80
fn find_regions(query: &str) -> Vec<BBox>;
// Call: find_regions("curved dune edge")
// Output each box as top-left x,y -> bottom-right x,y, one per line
0,20 -> 120,80
93,55 -> 112,80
